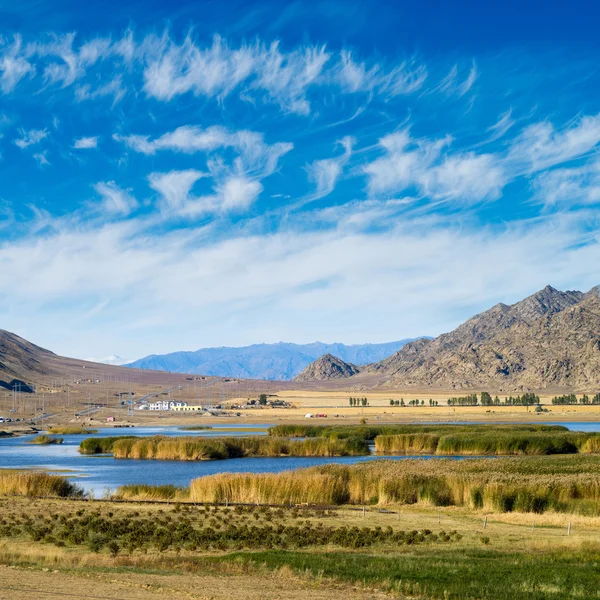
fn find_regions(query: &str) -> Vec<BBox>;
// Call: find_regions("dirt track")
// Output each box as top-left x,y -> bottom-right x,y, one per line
0,564 -> 393,600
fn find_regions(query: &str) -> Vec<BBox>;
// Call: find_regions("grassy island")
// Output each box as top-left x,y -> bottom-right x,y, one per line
79,435 -> 370,459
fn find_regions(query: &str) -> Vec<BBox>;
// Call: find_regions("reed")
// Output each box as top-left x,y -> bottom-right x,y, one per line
434,432 -> 585,455
115,483 -> 190,501
78,436 -> 137,454
178,456 -> 600,514
47,426 -> 98,435
269,423 -> 569,441
0,470 -> 83,497
80,435 -> 370,459
28,435 -> 64,445
374,433 -> 439,454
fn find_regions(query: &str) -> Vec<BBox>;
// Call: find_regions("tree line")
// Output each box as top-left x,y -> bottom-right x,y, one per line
551,393 -> 600,405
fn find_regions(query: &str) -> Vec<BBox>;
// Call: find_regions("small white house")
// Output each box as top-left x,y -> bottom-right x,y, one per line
146,400 -> 187,411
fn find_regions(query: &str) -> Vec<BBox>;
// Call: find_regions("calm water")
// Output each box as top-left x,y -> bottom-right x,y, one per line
1,422 -> 598,495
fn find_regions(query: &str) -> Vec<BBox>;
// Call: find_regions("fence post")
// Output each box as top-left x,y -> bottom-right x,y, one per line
568,521 -> 571,536
483,516 -> 487,529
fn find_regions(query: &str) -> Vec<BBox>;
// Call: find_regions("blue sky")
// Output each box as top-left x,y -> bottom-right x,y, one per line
1,0 -> 600,361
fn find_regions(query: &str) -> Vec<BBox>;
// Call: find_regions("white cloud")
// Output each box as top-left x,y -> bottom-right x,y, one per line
114,125 -> 292,175
435,62 -> 477,97
142,35 -> 331,115
1,204 -> 598,359
1,30 -> 429,114
75,75 -> 126,104
148,169 -> 265,217
218,176 -> 263,211
487,109 -> 514,141
116,125 -> 243,155
508,114 -> 600,173
306,136 -> 355,199
94,181 -> 138,215
534,160 -> 600,207
0,35 -> 34,93
32,152 -> 50,166
148,169 -> 209,216
73,136 -> 98,149
14,128 -> 48,149
364,129 -> 505,202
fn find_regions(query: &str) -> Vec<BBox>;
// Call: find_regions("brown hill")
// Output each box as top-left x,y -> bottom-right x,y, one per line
293,354 -> 361,382
368,285 -> 600,391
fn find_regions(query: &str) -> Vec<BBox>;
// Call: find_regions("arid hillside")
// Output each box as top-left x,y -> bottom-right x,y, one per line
367,285 -> 600,391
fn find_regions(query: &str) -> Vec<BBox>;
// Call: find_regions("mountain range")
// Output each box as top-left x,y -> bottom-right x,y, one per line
296,285 -> 600,391
3,285 -> 599,392
125,340 -> 417,381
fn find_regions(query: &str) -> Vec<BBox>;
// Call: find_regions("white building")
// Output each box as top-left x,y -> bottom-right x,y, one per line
143,400 -> 188,411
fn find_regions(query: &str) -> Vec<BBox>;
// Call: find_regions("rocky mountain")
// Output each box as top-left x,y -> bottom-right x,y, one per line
368,285 -> 600,391
293,354 -> 361,382
125,340 -> 418,380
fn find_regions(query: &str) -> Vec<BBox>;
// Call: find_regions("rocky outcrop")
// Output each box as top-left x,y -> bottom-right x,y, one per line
293,354 -> 361,382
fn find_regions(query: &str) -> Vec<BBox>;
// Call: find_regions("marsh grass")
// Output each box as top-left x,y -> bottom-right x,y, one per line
28,435 -> 64,445
269,423 -> 569,441
116,484 -> 190,501
375,431 -> 598,455
177,456 -> 600,514
79,436 -> 137,455
80,435 -> 369,460
0,471 -> 82,497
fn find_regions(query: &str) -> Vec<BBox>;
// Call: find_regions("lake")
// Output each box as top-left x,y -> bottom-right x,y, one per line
1,422 -> 598,496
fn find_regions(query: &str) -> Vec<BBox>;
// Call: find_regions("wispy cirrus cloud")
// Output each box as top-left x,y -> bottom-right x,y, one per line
0,35 -> 34,93
93,181 -> 138,215
13,128 -> 48,149
147,169 -> 209,217
508,114 -> 600,173
0,30 -> 435,115
114,125 -> 292,175
306,136 -> 355,200
364,129 -> 505,202
534,160 -> 600,207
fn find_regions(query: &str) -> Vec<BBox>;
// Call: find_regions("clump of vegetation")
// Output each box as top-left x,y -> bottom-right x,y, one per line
178,426 -> 213,431
28,435 -> 64,445
116,484 -> 190,501
173,456 -> 600,514
375,430 -> 599,456
268,423 -> 569,441
47,426 -> 99,435
79,436 -> 137,455
0,471 -> 83,497
80,435 -> 369,459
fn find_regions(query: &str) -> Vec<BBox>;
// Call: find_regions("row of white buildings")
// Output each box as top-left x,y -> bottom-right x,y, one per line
137,400 -> 188,411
